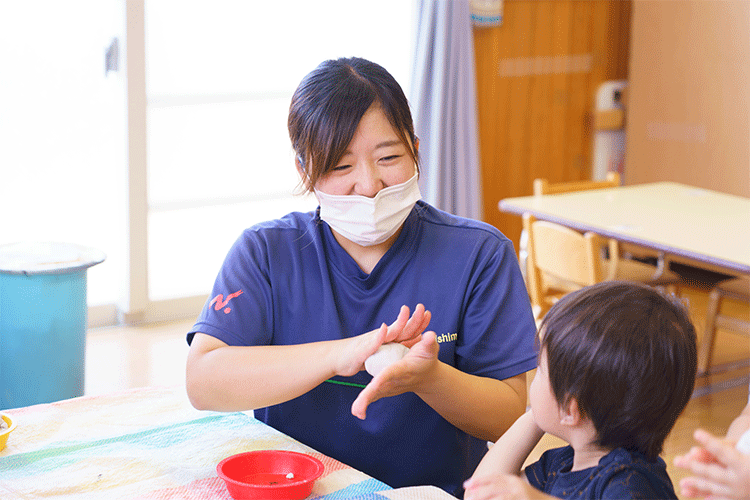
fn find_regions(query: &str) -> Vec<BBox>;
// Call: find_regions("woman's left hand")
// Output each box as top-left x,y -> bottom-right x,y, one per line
351,330 -> 440,419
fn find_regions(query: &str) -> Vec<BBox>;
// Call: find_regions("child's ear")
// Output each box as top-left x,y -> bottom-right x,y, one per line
559,397 -> 582,426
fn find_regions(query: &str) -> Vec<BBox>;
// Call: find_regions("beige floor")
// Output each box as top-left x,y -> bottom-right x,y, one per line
84,285 -> 749,499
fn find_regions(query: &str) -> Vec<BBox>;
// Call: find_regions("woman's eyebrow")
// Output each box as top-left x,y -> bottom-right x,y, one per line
374,140 -> 403,149
341,139 -> 404,157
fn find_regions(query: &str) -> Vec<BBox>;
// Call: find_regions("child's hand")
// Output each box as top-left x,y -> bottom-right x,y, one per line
675,428 -> 750,500
463,474 -> 553,500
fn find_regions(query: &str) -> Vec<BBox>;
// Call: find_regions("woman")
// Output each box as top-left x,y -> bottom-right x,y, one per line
186,57 -> 537,496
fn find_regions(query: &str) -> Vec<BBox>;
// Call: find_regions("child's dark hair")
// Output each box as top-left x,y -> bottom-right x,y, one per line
539,281 -> 697,460
288,57 -> 419,194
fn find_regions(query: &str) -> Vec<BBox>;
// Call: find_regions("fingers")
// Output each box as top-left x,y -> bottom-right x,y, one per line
402,304 -> 422,336
406,304 -> 430,334
409,331 -> 439,359
351,353 -> 413,420
417,309 -> 432,336
351,369 -> 393,420
679,476 -> 734,500
391,304 -> 418,339
375,322 -> 388,345
464,476 -> 497,500
351,382 -> 373,420
678,477 -> 713,498
679,458 -> 737,500
359,322 -> 390,365
386,304 -> 431,343
388,305 -> 411,336
674,446 -> 720,469
694,429 -> 741,468
674,452 -> 692,469
464,475 -> 529,500
685,457 -> 730,482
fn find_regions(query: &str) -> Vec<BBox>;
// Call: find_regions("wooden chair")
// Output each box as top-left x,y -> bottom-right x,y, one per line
697,276 -> 750,375
533,171 -> 621,196
519,173 -> 622,288
534,172 -> 664,264
524,213 -> 681,320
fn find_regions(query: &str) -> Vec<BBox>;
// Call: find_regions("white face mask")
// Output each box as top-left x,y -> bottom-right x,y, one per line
315,173 -> 422,246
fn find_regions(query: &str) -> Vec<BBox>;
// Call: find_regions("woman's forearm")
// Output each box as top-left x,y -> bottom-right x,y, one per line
415,365 -> 528,442
186,335 -> 341,412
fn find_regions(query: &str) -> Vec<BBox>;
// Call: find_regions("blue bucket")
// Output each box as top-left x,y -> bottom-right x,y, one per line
0,242 -> 105,409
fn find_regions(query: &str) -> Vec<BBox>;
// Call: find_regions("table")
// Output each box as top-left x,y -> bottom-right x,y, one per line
499,182 -> 750,276
0,386 -> 457,500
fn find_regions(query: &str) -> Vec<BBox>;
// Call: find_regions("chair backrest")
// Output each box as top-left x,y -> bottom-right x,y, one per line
523,213 -> 603,317
533,172 -> 621,196
531,171 -> 623,279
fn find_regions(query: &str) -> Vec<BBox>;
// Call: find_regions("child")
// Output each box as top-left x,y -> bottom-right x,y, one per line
465,281 -> 697,499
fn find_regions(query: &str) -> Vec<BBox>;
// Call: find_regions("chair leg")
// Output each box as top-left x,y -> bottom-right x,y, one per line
697,287 -> 722,375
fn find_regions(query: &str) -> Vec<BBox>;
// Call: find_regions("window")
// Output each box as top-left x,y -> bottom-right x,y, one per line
144,0 -> 415,307
0,0 -> 126,322
0,0 -> 415,325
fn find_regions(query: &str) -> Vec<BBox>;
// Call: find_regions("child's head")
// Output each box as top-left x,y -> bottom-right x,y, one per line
537,281 -> 697,461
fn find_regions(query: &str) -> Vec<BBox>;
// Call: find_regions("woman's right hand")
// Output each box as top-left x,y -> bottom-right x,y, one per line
333,304 -> 431,378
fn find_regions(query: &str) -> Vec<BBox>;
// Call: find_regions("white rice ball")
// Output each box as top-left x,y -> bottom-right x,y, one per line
365,343 -> 409,376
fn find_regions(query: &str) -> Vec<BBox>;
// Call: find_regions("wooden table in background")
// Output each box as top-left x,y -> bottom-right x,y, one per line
499,182 -> 750,276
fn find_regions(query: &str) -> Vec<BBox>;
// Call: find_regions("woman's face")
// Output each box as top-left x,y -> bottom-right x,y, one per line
313,104 -> 416,197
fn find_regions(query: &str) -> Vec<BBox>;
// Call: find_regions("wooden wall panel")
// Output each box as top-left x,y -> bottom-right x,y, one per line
525,3 -> 555,202
626,0 -> 749,197
615,2 -> 632,77
474,0 -> 632,251
548,0 -> 574,186
504,3 -> 534,215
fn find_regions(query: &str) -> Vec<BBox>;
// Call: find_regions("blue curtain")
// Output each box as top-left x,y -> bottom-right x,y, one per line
410,0 -> 483,220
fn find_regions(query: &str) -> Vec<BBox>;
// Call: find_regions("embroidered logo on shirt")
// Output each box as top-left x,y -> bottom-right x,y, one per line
436,332 -> 458,343
210,290 -> 243,314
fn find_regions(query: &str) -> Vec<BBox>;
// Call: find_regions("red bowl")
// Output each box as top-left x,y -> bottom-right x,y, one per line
217,450 -> 324,500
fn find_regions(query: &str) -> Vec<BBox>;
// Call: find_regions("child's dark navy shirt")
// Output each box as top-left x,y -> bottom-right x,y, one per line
525,445 -> 677,499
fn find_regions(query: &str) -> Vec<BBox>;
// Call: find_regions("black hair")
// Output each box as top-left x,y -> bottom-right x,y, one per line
287,57 -> 419,193
538,281 -> 697,460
